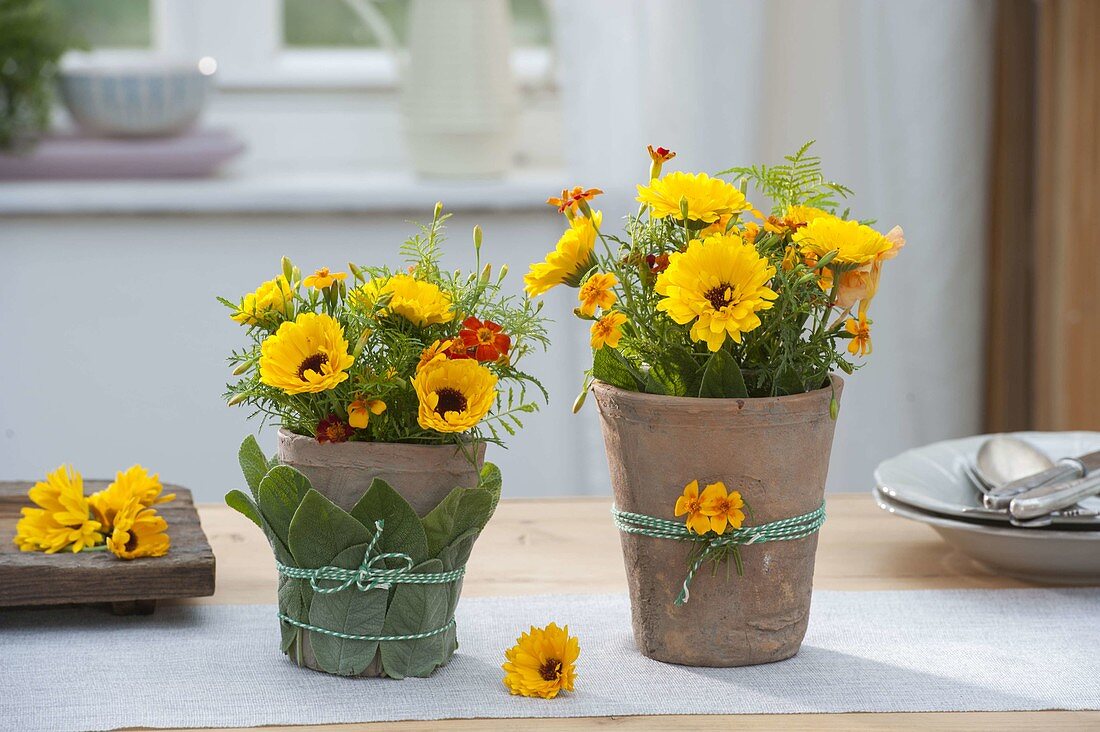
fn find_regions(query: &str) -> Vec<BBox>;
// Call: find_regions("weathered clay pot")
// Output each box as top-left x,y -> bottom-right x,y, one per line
275,429 -> 484,677
276,428 -> 485,516
593,376 -> 843,667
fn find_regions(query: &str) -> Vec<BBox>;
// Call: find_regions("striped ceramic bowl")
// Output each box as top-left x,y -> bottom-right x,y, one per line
58,57 -> 215,138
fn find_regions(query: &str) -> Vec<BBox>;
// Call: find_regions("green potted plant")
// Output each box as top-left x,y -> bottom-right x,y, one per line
525,142 -> 904,666
221,204 -> 547,677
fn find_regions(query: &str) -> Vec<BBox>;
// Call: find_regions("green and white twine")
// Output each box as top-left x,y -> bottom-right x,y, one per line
275,519 -> 464,642
612,501 -> 826,606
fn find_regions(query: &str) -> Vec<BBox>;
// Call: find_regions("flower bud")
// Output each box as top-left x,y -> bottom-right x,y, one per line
480,262 -> 492,284
473,225 -> 483,252
352,329 -> 372,358
497,264 -> 509,283
679,196 -> 690,221
227,393 -> 248,407
281,256 -> 295,283
231,360 -> 253,376
433,201 -> 444,220
572,389 -> 588,413
814,249 -> 839,270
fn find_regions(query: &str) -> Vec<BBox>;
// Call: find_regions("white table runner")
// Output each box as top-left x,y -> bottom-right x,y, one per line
4,588 -> 1099,731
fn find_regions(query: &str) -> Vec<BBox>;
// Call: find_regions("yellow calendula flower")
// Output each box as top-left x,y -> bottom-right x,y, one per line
590,310 -> 627,350
231,276 -> 294,326
524,212 -> 601,297
412,359 -> 497,433
636,172 -> 750,224
785,205 -> 831,227
14,465 -> 103,553
502,622 -> 580,699
674,479 -> 712,535
577,272 -> 617,317
302,267 -> 347,290
352,275 -> 454,327
846,314 -> 872,356
699,481 -> 746,535
655,233 -> 778,352
348,398 -> 386,429
107,498 -> 170,560
89,464 -> 174,531
259,312 -> 355,395
792,217 -> 891,267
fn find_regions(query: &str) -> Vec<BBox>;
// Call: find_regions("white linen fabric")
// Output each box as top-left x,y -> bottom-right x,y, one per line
5,589 -> 1098,731
548,0 -> 994,494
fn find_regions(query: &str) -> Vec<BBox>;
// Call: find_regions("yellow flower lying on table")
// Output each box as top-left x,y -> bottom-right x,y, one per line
502,622 -> 580,699
13,463 -> 173,559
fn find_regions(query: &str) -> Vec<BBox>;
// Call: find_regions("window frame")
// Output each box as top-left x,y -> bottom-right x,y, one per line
75,0 -> 553,91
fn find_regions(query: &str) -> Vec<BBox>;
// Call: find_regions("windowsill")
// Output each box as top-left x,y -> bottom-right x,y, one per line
0,168 -> 565,216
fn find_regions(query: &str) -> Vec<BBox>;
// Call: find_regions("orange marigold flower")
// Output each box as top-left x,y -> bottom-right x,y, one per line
846,315 -> 872,357
645,253 -> 671,275
445,337 -> 473,360
674,479 -> 712,535
459,317 -> 511,362
316,414 -> 352,443
647,145 -> 676,164
347,398 -> 386,429
547,186 -> 604,215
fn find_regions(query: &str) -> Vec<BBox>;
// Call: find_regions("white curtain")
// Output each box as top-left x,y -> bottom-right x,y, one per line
549,0 -> 993,492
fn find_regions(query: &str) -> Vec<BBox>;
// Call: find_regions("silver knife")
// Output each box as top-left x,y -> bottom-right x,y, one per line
983,449 -> 1100,510
1009,472 -> 1100,520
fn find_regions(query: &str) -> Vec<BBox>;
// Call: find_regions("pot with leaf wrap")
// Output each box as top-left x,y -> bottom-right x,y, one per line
227,435 -> 500,678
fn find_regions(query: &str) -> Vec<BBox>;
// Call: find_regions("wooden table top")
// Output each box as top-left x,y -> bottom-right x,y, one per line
169,493 -> 1096,731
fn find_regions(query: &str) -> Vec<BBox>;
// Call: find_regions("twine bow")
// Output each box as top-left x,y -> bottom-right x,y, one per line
612,502 -> 826,606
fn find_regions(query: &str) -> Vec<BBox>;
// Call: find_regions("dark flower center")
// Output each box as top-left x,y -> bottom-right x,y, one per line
539,658 -> 562,682
704,283 -> 737,311
298,353 -> 329,380
124,532 -> 138,553
434,388 -> 467,416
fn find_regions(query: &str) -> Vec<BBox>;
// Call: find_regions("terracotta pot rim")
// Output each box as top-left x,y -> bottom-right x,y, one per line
277,427 -> 482,452
591,374 -> 843,412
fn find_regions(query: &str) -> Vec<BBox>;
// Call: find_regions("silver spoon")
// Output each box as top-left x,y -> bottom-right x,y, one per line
974,436 -> 1054,496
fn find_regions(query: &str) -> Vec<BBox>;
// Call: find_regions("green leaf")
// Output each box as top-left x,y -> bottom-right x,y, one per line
350,478 -> 429,566
437,527 -> 481,573
642,368 -> 669,395
277,575 -> 310,654
287,489 -> 373,570
592,346 -> 643,390
238,435 -> 270,500
225,489 -> 262,529
257,465 -> 312,553
420,463 -> 501,559
306,542 -> 388,676
379,558 -> 452,679
698,349 -> 748,398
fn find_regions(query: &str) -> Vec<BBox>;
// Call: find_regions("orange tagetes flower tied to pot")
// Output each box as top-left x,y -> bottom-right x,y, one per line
524,140 -> 903,413
13,464 -> 173,559
502,623 -> 580,699
222,203 -> 549,446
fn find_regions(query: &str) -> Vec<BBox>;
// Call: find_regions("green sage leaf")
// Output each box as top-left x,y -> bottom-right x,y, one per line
306,542 -> 387,676
350,478 -> 429,565
379,558 -> 452,679
698,349 -> 748,398
592,346 -> 643,390
225,489 -> 262,528
257,465 -> 313,558
238,435 -> 270,500
287,489 -> 373,570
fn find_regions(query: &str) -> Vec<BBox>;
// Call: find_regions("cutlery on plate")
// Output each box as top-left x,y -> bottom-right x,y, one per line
983,448 -> 1100,510
1009,472 -> 1100,521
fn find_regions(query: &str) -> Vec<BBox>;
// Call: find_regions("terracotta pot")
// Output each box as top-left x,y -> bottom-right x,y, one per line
276,428 -> 485,516
593,376 -> 843,667
275,429 -> 484,677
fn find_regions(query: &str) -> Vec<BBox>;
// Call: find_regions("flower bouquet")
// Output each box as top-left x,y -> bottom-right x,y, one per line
526,142 -> 903,666
222,205 -> 547,677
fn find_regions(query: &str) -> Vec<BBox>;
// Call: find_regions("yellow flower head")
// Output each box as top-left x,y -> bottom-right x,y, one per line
699,481 -> 745,535
231,276 -> 294,326
846,314 -> 872,357
89,464 -> 174,531
15,465 -> 103,553
302,267 -> 347,290
785,205 -> 831,227
502,622 -> 580,699
418,339 -> 453,371
524,211 -> 601,297
412,359 -> 497,433
792,217 -> 891,267
259,312 -> 355,395
107,498 -> 170,560
674,479 -> 712,535
352,275 -> 454,327
655,233 -> 778,352
590,310 -> 627,350
347,398 -> 386,429
577,272 -> 618,317
636,172 -> 750,224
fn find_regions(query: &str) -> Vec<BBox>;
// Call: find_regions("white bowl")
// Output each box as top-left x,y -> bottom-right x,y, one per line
58,57 -> 215,137
873,486 -> 1100,585
874,431 -> 1100,527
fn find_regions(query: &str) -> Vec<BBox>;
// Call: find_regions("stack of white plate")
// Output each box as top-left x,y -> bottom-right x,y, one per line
873,432 -> 1100,584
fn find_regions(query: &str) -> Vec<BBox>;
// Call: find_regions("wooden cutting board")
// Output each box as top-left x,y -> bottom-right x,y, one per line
0,481 -> 215,612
